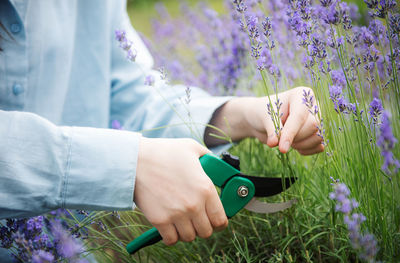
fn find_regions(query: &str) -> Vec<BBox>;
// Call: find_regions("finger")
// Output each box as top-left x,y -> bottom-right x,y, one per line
175,219 -> 197,242
253,129 -> 278,148
192,209 -> 213,239
157,224 -> 179,246
279,95 -> 309,153
298,144 -> 325,156
264,103 -> 280,148
205,187 -> 228,232
292,114 -> 319,143
292,134 -> 323,151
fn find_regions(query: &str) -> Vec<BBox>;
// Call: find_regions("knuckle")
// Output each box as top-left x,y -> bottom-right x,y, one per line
199,181 -> 215,197
151,216 -> 172,226
184,201 -> 199,214
163,235 -> 178,246
212,215 -> 228,229
199,228 -> 213,239
181,233 -> 196,242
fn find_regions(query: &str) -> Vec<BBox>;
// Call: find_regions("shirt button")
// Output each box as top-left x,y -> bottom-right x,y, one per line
10,23 -> 21,34
12,84 -> 24,95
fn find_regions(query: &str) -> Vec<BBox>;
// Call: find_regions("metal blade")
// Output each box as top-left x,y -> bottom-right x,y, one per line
239,175 -> 297,197
244,198 -> 297,214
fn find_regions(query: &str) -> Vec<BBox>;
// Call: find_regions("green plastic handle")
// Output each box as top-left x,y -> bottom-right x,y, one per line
126,153 -> 254,254
199,153 -> 240,187
126,227 -> 161,254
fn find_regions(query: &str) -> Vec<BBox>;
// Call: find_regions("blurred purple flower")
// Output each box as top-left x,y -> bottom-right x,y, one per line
51,221 -> 83,259
324,4 -> 340,25
32,250 -> 54,263
329,85 -> 343,101
111,120 -> 122,130
377,111 -> 400,174
330,182 -> 378,261
144,75 -> 155,86
331,70 -> 347,88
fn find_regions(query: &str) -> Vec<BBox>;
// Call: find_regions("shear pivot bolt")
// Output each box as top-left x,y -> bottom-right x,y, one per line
237,186 -> 249,198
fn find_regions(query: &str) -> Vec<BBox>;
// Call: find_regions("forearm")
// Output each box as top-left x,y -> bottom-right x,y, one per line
0,110 -> 138,219
204,97 -> 255,147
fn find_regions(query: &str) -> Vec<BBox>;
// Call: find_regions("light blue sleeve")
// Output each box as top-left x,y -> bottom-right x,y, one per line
0,110 -> 139,219
109,5 -> 233,142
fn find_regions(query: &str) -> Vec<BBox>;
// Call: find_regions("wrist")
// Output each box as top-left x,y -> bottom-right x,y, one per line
204,97 -> 253,146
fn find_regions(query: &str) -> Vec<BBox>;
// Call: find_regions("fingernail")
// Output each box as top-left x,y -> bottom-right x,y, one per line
282,141 -> 291,152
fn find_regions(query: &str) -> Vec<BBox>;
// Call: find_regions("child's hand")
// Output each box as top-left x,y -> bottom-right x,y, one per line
205,87 -> 324,155
134,138 -> 228,245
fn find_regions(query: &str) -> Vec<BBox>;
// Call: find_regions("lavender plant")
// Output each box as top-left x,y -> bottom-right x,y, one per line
0,210 -> 89,262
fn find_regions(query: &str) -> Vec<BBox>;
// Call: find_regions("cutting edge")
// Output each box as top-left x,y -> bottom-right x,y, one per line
244,198 -> 297,214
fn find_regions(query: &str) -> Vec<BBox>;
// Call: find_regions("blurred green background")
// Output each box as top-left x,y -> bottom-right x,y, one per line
127,0 -> 369,36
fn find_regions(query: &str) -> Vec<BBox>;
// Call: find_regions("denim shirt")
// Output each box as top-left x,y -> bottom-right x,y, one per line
0,0 -> 231,220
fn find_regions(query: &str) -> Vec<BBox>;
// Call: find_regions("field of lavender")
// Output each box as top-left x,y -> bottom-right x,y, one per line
1,0 -> 399,262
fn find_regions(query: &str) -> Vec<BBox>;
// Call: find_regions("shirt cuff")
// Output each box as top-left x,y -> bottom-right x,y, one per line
62,126 -> 140,211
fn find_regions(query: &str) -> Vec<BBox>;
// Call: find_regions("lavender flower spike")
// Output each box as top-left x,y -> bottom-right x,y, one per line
144,75 -> 155,86
330,182 -> 379,262
377,111 -> 400,175
368,98 -> 383,125
115,29 -> 137,62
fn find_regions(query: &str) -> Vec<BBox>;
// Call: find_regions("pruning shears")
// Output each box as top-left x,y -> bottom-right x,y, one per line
126,152 -> 297,254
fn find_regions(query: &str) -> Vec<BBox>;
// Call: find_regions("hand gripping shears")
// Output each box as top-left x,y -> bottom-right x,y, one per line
126,152 -> 297,254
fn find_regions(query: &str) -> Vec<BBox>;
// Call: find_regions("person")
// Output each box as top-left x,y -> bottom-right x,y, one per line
0,0 -> 323,255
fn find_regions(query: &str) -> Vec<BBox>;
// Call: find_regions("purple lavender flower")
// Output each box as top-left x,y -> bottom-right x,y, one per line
144,75 -> 155,86
233,0 -> 247,13
262,17 -> 272,38
329,85 -> 343,101
115,29 -> 137,62
51,220 -> 83,259
32,250 -> 54,263
377,111 -> 400,174
388,13 -> 400,38
365,0 -> 397,18
364,0 -> 378,9
1,211 -> 88,262
111,120 -> 122,130
324,4 -> 340,25
184,86 -> 191,104
331,70 -> 347,88
302,88 -> 314,111
330,182 -> 379,261
368,98 -> 383,125
126,48 -> 137,62
114,29 -> 126,42
246,15 -> 260,42
320,0 -> 334,7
